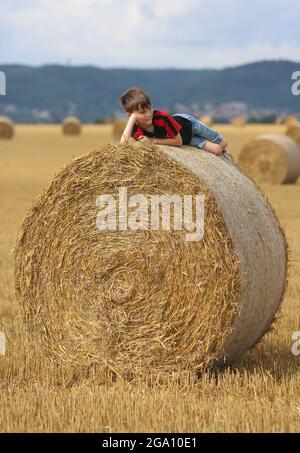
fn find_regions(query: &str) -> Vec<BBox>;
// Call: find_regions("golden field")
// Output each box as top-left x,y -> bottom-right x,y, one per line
0,124 -> 299,432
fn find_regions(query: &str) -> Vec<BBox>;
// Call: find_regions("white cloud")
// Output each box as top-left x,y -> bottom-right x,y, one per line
0,0 -> 299,68
152,0 -> 200,18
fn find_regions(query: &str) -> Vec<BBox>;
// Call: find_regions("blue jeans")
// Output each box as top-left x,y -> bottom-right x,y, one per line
173,113 -> 223,149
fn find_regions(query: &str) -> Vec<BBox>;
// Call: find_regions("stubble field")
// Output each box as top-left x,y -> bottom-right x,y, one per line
0,124 -> 299,432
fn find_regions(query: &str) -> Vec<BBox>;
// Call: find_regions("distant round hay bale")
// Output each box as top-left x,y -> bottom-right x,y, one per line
0,116 -> 14,139
231,116 -> 246,127
112,118 -> 126,141
286,125 -> 300,148
286,115 -> 299,128
14,143 -> 287,378
199,115 -> 213,127
238,134 -> 300,184
62,116 -> 81,135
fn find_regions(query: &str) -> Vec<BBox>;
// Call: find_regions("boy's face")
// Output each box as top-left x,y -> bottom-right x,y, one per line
128,105 -> 153,128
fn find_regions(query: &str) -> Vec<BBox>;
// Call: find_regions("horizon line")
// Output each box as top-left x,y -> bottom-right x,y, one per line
0,58 -> 299,72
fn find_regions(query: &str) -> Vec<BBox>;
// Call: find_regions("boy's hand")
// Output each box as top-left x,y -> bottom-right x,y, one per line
137,136 -> 153,144
129,113 -> 138,122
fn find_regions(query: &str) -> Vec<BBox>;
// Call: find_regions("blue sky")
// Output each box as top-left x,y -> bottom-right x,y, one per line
0,0 -> 299,69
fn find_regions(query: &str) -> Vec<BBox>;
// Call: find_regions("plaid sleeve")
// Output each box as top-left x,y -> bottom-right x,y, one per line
155,110 -> 182,138
132,125 -> 145,140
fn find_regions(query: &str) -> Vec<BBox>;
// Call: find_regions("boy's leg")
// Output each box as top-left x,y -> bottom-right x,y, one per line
174,113 -> 228,149
192,118 -> 226,145
189,135 -> 223,155
193,119 -> 228,152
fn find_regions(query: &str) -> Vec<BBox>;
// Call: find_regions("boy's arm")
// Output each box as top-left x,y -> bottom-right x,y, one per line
153,134 -> 183,147
151,110 -> 183,147
120,114 -> 137,143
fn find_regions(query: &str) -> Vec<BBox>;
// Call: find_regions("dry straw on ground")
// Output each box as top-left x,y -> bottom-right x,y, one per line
231,116 -> 246,127
0,116 -> 14,139
112,118 -> 126,141
238,134 -> 300,184
286,125 -> 300,148
199,115 -> 213,127
14,143 -> 287,380
62,116 -> 81,135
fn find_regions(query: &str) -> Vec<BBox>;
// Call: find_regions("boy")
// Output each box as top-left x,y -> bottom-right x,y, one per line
119,87 -> 228,156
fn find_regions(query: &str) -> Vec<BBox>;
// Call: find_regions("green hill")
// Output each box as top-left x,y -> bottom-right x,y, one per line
0,60 -> 299,122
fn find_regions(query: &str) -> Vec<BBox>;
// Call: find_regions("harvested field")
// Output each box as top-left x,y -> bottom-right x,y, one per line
0,124 -> 299,432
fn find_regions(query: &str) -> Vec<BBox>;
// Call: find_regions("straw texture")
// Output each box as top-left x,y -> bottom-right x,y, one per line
286,125 -> 300,148
161,145 -> 287,368
286,116 -> 299,128
62,116 -> 81,135
0,116 -> 14,139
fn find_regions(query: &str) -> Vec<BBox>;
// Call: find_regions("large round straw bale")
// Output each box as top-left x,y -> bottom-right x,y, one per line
286,125 -> 300,148
14,143 -> 287,377
62,116 -> 81,135
112,118 -> 126,141
199,115 -> 213,127
0,116 -> 15,139
231,116 -> 246,127
238,134 -> 300,184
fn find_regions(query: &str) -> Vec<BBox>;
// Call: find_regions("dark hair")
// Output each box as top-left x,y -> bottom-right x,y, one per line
119,87 -> 152,113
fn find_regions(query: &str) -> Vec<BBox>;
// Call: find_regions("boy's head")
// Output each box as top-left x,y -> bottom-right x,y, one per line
119,87 -> 153,128
120,87 -> 152,113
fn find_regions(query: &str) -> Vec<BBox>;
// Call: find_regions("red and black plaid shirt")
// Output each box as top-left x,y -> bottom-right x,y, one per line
132,109 -> 184,141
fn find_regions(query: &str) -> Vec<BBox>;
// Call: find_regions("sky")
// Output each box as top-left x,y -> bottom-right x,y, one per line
0,0 -> 300,69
